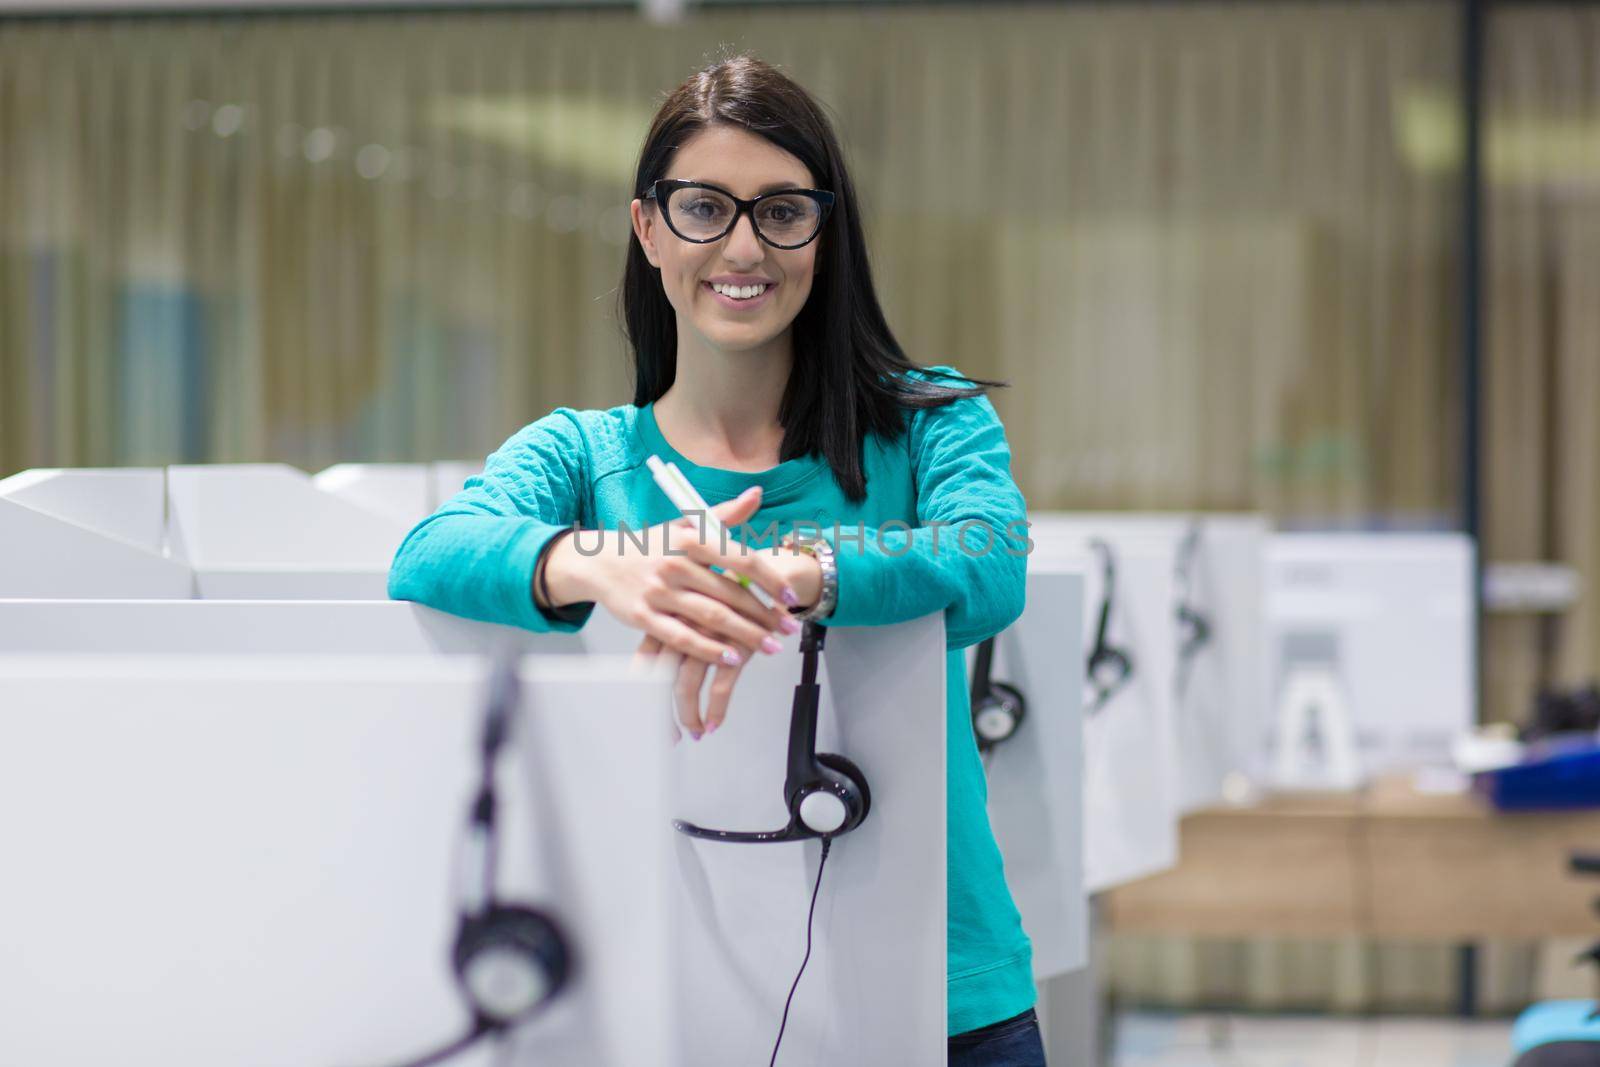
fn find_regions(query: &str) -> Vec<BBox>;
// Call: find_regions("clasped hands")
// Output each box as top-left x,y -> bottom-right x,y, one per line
538,485 -> 822,740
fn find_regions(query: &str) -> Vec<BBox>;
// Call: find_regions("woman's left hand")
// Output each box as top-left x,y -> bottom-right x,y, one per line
635,547 -> 821,740
634,629 -> 743,742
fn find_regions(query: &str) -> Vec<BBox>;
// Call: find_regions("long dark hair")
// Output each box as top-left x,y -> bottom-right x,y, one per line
621,53 -> 1006,503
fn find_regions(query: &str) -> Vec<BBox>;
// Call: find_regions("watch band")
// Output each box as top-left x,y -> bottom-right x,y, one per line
781,530 -> 837,622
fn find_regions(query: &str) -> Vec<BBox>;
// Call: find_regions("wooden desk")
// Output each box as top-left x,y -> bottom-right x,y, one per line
1105,777 -> 1600,940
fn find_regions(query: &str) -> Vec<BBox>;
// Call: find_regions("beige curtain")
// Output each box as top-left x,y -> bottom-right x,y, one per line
1482,4 -> 1600,734
0,2 -> 1461,522
7,0 -> 1592,1015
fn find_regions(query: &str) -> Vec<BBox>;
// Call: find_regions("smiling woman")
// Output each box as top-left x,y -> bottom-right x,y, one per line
631,126 -> 827,366
387,52 -> 1041,1064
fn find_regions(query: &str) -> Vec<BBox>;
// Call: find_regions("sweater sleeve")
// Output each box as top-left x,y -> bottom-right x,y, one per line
826,371 -> 1029,650
387,408 -> 597,634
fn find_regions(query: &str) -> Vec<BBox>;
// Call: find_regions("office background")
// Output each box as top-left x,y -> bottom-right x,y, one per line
1,0 -> 1597,1020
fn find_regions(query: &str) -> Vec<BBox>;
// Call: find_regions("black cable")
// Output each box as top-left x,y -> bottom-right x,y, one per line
367,1023 -> 488,1067
769,837 -> 831,1067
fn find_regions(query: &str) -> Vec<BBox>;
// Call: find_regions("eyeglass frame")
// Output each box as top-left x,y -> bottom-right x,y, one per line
642,178 -> 835,250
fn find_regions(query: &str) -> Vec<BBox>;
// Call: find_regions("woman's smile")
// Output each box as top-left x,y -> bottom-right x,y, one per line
702,278 -> 779,311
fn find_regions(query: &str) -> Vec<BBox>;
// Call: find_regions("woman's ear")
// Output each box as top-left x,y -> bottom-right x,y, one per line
630,199 -> 661,268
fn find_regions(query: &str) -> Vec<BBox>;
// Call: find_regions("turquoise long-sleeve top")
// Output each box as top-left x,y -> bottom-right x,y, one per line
388,365 -> 1034,1035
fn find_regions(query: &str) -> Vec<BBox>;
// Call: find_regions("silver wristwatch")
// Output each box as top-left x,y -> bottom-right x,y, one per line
781,530 -> 837,622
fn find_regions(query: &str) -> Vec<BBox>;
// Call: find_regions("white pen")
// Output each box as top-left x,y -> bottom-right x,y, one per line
645,454 -> 780,611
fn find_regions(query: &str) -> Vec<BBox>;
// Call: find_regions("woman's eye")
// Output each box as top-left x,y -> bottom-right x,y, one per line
686,199 -> 724,219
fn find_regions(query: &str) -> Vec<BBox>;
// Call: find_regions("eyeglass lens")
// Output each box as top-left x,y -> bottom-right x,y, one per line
665,186 -> 822,246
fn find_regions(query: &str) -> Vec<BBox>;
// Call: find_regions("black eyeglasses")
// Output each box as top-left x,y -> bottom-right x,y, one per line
643,179 -> 834,250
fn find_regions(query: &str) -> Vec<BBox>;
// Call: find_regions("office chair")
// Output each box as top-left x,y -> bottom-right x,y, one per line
1511,853 -> 1600,1066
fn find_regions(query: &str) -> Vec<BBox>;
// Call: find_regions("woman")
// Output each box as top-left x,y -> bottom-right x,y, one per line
389,54 -> 1044,1066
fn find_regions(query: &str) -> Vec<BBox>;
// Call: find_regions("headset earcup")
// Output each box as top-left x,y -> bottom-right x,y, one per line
1091,646 -> 1134,689
972,692 -> 1015,748
453,905 -> 570,1025
992,681 -> 1027,723
815,752 -> 871,826
976,681 -> 1027,747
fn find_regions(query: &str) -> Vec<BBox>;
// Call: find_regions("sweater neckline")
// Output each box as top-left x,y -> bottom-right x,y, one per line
634,402 -> 826,504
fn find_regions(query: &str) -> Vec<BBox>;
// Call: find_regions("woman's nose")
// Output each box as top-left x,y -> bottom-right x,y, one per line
721,213 -> 765,265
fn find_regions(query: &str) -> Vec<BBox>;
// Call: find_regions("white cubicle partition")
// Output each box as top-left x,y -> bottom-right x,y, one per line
1264,533 -> 1475,777
974,566 -> 1088,979
0,600 -> 950,1064
1177,514 -> 1268,791
314,461 -> 488,528
166,464 -> 411,599
313,461 -> 487,528
0,469 -> 192,598
0,655 -> 676,1067
0,467 -> 168,552
1032,513 -> 1268,808
671,611 -> 948,1064
313,462 -> 434,527
1029,533 -> 1180,893
434,460 -> 485,502
0,598 -> 552,655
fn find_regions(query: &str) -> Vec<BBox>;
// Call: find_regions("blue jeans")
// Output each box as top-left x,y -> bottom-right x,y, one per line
948,1008 -> 1048,1067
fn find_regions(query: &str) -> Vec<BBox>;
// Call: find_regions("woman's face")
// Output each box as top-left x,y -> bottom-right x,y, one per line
630,124 -> 822,356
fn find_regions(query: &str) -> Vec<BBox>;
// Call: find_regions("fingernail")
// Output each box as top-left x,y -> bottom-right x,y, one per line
721,649 -> 743,667
781,586 -> 800,608
690,728 -> 703,741
705,721 -> 719,736
778,616 -> 801,635
761,636 -> 782,654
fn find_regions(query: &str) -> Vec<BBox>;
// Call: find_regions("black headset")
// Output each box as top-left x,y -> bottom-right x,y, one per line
672,621 -> 869,1067
1086,538 -> 1135,713
969,635 -> 1027,751
370,656 -> 571,1067
1173,523 -> 1213,699
674,621 -> 870,843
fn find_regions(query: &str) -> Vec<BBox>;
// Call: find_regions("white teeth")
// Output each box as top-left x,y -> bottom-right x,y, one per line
712,283 -> 768,300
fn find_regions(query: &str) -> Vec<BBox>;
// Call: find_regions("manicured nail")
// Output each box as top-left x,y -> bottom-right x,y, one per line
778,615 -> 801,635
721,649 -> 743,667
705,721 -> 719,736
761,636 -> 782,655
781,586 -> 800,608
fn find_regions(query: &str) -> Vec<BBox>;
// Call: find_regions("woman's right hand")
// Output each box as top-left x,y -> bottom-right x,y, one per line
539,484 -> 801,670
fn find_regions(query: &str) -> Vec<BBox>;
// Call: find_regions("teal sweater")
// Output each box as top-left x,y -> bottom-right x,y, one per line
388,366 -> 1034,1034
